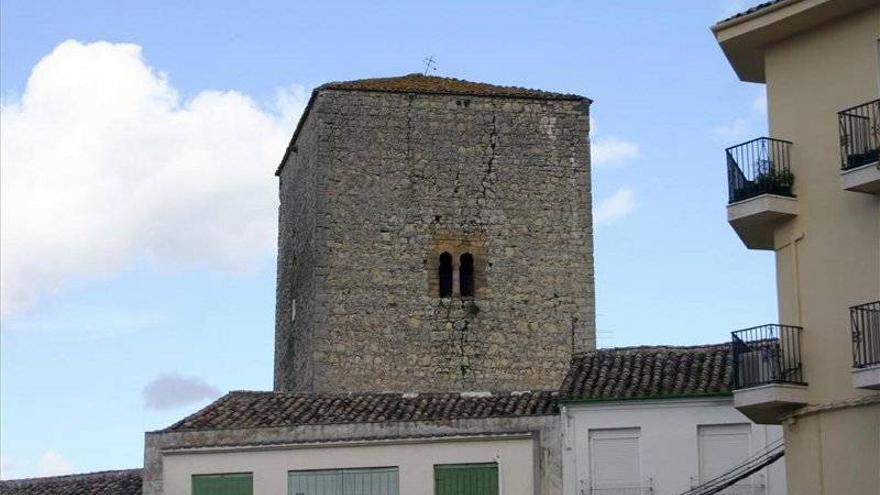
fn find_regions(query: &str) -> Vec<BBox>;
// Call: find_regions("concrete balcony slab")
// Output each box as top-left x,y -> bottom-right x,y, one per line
733,383 -> 808,424
841,161 -> 880,194
852,364 -> 880,390
727,194 -> 798,250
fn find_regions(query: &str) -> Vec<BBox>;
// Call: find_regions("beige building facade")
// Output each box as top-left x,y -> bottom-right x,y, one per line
160,435 -> 535,495
713,1 -> 880,494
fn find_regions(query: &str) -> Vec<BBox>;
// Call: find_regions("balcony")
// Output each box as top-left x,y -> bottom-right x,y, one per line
851,300 -> 880,390
839,99 -> 880,194
732,324 -> 807,424
726,138 -> 797,250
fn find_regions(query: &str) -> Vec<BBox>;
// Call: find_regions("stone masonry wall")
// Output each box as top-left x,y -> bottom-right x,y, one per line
274,97 -> 323,392
275,89 -> 594,393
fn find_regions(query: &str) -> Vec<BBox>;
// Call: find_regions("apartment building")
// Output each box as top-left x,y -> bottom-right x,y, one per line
712,1 -> 880,494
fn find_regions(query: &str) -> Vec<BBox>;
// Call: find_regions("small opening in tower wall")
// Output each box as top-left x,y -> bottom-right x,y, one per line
439,252 -> 453,298
460,253 -> 474,298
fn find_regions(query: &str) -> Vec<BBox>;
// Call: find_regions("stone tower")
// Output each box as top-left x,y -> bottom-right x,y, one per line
274,74 -> 594,393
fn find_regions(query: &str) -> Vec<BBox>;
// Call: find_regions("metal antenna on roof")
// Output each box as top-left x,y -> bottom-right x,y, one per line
423,56 -> 437,75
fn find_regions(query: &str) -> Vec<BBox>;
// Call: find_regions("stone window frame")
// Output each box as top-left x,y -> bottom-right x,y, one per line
427,233 -> 487,300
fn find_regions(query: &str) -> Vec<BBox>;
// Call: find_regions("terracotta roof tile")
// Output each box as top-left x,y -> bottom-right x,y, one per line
0,469 -> 142,495
162,390 -> 559,432
158,344 -> 734,432
318,73 -> 587,101
560,344 -> 733,401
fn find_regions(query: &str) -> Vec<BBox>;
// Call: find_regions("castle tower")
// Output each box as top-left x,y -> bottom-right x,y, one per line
274,74 -> 594,393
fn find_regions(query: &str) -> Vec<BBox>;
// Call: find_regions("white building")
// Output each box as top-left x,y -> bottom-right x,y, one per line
559,345 -> 786,495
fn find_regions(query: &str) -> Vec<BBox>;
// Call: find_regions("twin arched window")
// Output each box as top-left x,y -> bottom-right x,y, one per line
438,252 -> 475,298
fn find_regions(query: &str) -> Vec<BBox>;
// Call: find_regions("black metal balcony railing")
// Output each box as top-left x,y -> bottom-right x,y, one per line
839,99 -> 880,170
851,300 -> 880,368
726,137 -> 795,204
732,324 -> 805,390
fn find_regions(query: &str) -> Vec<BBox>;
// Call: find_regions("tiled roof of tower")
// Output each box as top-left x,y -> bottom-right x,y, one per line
0,469 -> 142,495
717,0 -> 787,23
560,344 -> 733,401
161,390 -> 559,432
318,73 -> 588,101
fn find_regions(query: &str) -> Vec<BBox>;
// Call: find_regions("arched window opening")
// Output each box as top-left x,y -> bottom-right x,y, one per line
460,253 -> 475,298
439,252 -> 453,298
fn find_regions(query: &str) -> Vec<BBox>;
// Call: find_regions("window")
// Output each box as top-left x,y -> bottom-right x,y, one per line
289,467 -> 399,495
192,473 -> 253,495
435,463 -> 498,495
459,253 -> 475,297
439,252 -> 453,297
588,428 -> 641,494
698,424 -> 753,490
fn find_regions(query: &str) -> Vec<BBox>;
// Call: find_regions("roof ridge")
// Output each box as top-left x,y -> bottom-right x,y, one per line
226,389 -> 557,398
316,73 -> 589,101
573,342 -> 730,356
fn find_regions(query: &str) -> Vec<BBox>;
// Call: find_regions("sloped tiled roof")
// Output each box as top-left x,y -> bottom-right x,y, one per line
162,390 -> 559,432
318,73 -> 587,101
718,0 -> 787,23
560,344 -> 733,401
0,469 -> 142,495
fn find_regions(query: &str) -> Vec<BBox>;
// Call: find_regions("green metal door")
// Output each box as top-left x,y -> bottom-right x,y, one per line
434,463 -> 499,495
192,473 -> 253,495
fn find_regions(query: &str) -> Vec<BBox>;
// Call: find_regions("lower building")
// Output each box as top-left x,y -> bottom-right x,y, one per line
142,391 -> 561,495
561,345 -> 785,495
1,344 -> 789,495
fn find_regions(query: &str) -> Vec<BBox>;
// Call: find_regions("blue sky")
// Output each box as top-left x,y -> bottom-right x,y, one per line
0,0 -> 775,480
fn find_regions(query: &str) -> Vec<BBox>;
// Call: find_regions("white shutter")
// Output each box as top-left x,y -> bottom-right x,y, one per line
589,428 -> 641,494
698,424 -> 762,495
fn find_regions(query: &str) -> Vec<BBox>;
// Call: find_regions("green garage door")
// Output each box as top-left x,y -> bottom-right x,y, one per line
192,473 -> 253,495
434,463 -> 499,495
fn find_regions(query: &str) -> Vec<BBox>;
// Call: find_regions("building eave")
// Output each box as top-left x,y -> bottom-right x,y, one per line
711,0 -> 878,83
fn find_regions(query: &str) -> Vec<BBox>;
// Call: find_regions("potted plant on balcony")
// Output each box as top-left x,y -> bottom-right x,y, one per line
754,166 -> 795,197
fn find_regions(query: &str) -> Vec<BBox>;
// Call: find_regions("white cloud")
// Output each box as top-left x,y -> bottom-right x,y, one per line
595,188 -> 636,224
143,373 -> 221,410
0,40 -> 307,315
592,137 -> 640,167
37,452 -> 73,477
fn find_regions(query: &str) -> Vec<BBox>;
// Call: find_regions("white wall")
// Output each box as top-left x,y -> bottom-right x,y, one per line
561,398 -> 785,495
162,435 -> 534,495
